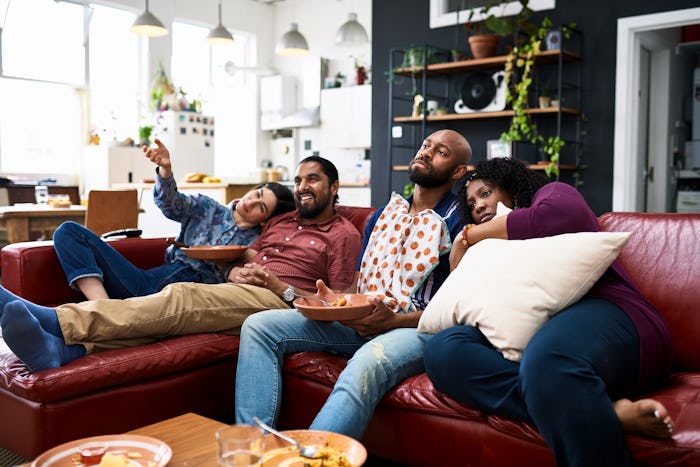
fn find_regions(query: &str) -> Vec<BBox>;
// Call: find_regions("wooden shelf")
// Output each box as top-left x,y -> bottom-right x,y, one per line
394,49 -> 582,77
393,106 -> 580,123
392,164 -> 579,172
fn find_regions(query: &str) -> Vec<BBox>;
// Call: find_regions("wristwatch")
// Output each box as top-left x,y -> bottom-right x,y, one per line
282,285 -> 295,302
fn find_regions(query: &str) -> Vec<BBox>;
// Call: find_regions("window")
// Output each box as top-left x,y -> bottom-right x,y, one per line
429,0 -> 556,29
0,0 -> 86,177
0,1 -> 140,177
88,4 -> 141,144
0,78 -> 83,175
1,0 -> 85,84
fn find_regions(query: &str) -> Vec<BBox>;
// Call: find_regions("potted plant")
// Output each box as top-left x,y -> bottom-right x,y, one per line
450,49 -> 467,62
463,0 -> 536,59
500,16 -> 577,177
138,125 -> 153,147
401,46 -> 437,70
150,61 -> 176,112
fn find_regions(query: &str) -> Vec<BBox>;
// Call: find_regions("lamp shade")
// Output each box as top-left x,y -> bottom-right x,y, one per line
335,12 -> 368,47
276,23 -> 309,56
129,0 -> 168,37
206,1 -> 234,45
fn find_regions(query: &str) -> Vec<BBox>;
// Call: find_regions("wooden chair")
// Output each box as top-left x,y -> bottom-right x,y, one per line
84,189 -> 139,236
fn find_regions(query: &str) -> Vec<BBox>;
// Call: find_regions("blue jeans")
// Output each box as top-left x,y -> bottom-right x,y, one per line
424,299 -> 640,467
235,308 -> 431,439
53,221 -> 197,299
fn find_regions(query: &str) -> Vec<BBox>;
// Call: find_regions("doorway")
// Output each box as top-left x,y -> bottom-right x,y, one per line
613,7 -> 700,212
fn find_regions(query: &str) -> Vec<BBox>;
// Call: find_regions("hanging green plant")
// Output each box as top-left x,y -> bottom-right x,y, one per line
542,135 -> 565,177
499,17 -> 576,178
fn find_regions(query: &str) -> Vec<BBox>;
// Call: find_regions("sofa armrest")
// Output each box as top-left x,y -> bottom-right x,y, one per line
1,237 -> 169,306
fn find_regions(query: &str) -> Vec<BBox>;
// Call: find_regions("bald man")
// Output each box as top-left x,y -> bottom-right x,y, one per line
234,129 -> 472,438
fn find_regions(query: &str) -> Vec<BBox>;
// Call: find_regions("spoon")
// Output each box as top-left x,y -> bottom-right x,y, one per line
291,291 -> 332,307
252,417 -> 318,459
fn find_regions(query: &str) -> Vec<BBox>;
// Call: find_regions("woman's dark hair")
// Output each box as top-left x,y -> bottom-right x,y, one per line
297,155 -> 340,205
456,158 -> 550,224
256,182 -> 295,218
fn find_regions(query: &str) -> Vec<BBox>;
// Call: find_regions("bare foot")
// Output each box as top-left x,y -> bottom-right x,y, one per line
614,398 -> 673,439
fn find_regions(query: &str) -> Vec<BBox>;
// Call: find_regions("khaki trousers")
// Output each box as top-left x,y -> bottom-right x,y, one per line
56,282 -> 288,354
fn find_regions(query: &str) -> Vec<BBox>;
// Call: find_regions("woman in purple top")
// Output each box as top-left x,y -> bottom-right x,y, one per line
423,158 -> 673,467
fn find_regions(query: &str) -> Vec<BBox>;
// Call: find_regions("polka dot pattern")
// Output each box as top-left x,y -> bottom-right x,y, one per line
358,193 -> 451,313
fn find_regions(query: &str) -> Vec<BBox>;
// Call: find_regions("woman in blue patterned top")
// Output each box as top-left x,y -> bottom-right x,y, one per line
53,138 -> 294,300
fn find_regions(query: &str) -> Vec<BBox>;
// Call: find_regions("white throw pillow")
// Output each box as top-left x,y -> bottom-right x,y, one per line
417,231 -> 631,361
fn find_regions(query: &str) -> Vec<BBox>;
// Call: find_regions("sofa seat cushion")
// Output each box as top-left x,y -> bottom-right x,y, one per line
283,352 -> 700,463
0,333 -> 239,402
284,351 -> 483,423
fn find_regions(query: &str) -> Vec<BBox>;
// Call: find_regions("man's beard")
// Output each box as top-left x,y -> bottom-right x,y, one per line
408,161 -> 452,188
296,191 -> 331,218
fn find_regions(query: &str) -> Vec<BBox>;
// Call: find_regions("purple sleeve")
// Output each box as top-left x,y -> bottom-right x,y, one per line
506,182 -> 600,240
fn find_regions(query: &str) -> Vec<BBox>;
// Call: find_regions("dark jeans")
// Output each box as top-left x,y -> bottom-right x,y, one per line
424,299 -> 639,467
53,221 -> 197,298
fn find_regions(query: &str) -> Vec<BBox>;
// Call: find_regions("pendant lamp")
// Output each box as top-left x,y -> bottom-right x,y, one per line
276,23 -> 309,56
130,0 -> 168,37
206,1 -> 234,45
335,12 -> 368,47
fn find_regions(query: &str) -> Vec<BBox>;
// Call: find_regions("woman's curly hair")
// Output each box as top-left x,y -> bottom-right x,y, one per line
456,158 -> 550,224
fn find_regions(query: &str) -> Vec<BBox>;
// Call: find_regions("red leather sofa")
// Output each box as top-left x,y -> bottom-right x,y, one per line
1,211 -> 699,466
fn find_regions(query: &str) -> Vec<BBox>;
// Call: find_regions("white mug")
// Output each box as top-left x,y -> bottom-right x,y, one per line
426,100 -> 439,115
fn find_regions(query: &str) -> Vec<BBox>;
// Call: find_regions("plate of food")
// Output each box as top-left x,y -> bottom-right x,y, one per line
293,293 -> 374,321
262,430 -> 367,467
31,434 -> 172,467
181,245 -> 248,262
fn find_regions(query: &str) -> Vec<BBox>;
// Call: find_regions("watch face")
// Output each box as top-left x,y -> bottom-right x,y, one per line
283,286 -> 294,301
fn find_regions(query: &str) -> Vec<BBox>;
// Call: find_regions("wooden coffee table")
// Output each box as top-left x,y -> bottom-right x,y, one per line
127,412 -> 227,466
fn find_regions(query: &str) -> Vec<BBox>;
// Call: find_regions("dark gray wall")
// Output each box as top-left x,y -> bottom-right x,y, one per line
369,0 -> 700,214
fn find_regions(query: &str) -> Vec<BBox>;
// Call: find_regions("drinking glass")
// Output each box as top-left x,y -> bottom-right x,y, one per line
216,424 -> 264,466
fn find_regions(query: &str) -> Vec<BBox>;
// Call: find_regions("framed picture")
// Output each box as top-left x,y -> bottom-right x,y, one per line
487,140 -> 512,159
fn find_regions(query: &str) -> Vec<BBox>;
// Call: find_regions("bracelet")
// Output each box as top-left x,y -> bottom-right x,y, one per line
461,224 -> 476,246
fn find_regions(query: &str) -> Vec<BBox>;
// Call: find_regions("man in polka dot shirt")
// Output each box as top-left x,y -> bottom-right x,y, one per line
234,129 -> 472,439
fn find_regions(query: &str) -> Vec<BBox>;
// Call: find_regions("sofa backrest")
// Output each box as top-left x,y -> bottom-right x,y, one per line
336,205 -> 376,236
598,212 -> 700,371
0,205 -> 377,307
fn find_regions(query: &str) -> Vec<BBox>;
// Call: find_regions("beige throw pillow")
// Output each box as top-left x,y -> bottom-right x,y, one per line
417,231 -> 631,361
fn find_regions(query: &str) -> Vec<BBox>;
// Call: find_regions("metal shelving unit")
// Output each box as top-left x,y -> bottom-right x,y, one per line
386,27 -> 584,192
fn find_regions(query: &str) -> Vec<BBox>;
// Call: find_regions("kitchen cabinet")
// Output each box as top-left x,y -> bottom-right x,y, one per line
386,31 -> 583,192
320,85 -> 372,148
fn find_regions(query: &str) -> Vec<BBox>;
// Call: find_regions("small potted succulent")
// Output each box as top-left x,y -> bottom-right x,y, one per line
138,125 -> 153,147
